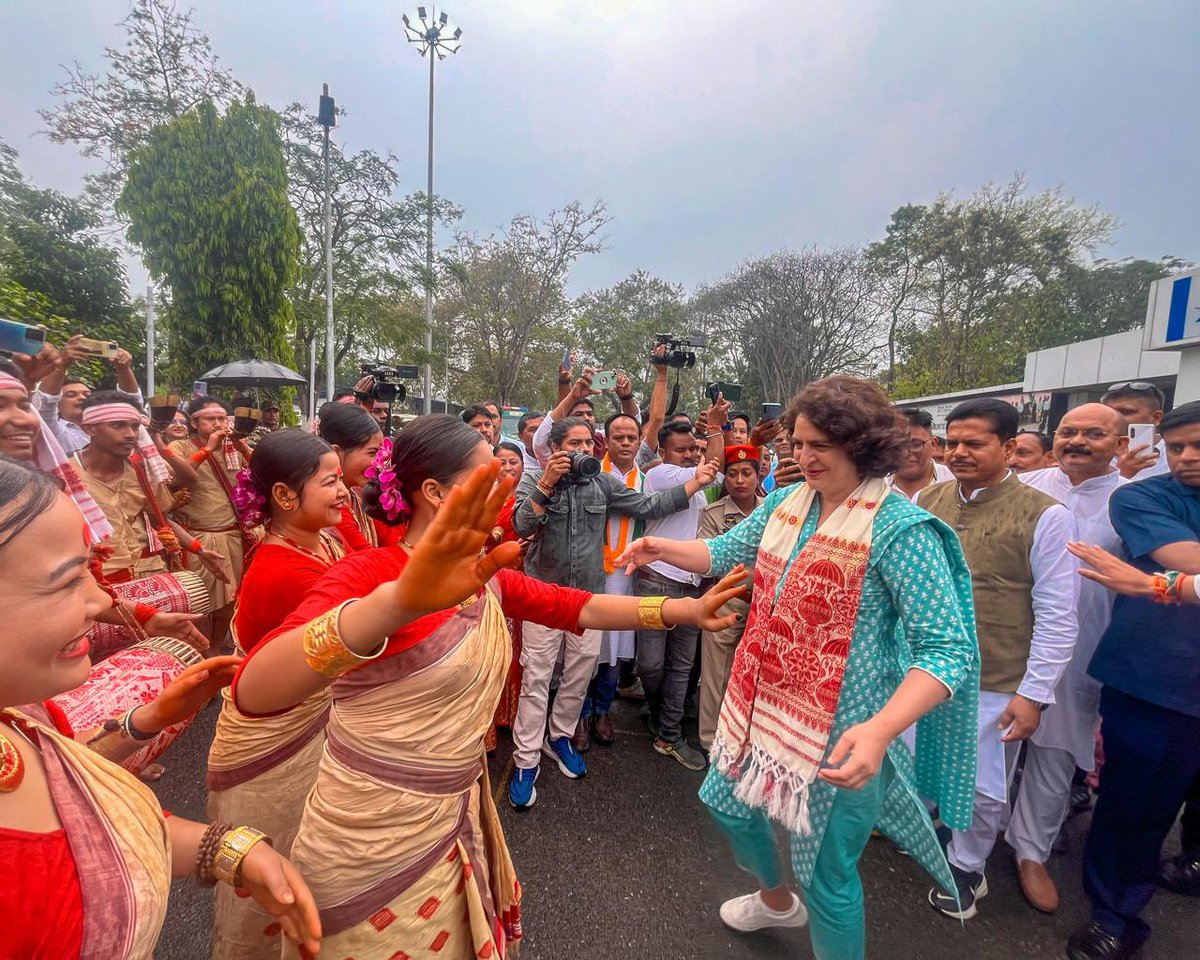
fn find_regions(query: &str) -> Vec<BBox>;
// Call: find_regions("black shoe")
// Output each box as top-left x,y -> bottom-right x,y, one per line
1071,780 -> 1093,814
928,864 -> 987,920
1158,851 -> 1200,896
1066,920 -> 1145,960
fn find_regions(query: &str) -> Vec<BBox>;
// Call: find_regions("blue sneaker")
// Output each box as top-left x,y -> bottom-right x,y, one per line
508,766 -> 539,810
543,736 -> 587,779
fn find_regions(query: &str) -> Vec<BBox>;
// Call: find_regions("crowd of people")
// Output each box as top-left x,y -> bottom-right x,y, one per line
0,331 -> 1196,960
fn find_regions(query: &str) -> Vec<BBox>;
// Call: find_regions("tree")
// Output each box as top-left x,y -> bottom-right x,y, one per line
277,102 -> 459,387
0,142 -> 132,339
868,177 -> 1117,398
441,202 -> 609,406
689,248 -> 883,408
117,95 -> 300,385
572,270 -> 688,389
39,0 -> 244,210
1008,257 -> 1185,351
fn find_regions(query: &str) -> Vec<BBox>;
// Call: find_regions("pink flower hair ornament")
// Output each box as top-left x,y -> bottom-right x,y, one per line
231,467 -> 269,526
363,437 -> 410,522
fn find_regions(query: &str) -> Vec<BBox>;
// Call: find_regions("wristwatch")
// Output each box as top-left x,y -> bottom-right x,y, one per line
1018,694 -> 1050,713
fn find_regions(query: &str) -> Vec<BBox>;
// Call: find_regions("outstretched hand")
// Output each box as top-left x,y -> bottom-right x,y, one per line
141,655 -> 242,731
392,460 -> 521,616
615,536 -> 666,576
1067,541 -> 1156,598
692,566 -> 750,632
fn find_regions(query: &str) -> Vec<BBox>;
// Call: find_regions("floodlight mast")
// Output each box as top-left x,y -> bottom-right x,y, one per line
402,7 -> 463,415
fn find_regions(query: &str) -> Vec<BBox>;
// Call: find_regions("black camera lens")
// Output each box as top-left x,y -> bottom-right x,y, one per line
566,451 -> 601,480
372,382 -> 400,403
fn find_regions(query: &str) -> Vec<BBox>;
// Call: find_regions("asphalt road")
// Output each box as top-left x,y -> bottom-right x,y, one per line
154,698 -> 1195,960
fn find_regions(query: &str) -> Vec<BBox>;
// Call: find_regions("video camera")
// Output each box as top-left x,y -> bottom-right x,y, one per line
358,363 -> 419,405
649,333 -> 705,370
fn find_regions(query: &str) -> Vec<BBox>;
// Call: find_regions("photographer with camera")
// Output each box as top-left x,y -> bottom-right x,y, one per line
508,415 -> 717,809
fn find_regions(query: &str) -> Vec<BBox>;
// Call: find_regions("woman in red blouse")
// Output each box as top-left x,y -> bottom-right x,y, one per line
233,415 -> 747,959
0,459 -> 320,959
318,402 -> 400,551
487,440 -> 527,750
211,428 -> 350,960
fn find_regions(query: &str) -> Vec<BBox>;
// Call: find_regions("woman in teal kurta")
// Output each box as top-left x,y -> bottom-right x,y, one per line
617,377 -> 979,960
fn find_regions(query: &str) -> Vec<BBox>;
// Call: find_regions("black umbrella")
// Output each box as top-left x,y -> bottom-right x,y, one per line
198,360 -> 307,389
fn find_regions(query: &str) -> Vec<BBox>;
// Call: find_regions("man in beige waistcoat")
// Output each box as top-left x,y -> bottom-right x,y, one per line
919,398 -> 1079,920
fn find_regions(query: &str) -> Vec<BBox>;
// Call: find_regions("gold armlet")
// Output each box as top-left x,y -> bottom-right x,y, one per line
637,595 -> 668,631
301,599 -> 385,678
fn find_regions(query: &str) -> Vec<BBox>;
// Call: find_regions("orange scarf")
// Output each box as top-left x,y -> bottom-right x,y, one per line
601,454 -> 640,574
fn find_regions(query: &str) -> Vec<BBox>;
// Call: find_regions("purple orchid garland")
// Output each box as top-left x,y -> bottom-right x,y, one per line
231,467 -> 269,526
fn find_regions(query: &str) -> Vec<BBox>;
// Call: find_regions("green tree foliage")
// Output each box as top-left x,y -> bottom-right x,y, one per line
867,177 -> 1117,398
441,202 -> 608,407
572,270 -> 688,391
117,95 -> 300,385
277,102 -> 459,389
0,141 -> 139,386
39,0 -> 244,211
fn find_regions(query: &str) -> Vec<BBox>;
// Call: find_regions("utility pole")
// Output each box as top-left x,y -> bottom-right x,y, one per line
318,84 -> 337,401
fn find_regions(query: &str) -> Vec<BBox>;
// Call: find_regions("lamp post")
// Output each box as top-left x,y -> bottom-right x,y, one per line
317,84 -> 337,402
402,6 -> 462,415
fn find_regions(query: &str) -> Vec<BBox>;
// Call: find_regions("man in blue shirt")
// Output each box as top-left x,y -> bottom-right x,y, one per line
1068,400 -> 1200,960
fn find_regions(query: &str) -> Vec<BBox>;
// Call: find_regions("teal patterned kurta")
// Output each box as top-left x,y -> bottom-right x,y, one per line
698,486 -> 980,893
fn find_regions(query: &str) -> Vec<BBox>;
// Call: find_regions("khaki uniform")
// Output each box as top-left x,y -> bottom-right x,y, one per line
697,494 -> 761,749
168,438 -> 250,611
73,455 -> 175,579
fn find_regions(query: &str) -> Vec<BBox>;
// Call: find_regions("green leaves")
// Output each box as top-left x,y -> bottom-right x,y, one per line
118,95 -> 299,384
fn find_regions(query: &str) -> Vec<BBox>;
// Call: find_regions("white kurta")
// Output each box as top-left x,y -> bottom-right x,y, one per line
1019,466 -> 1128,768
598,459 -> 644,665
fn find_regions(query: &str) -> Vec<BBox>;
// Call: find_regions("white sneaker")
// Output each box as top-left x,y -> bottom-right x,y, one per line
719,890 -> 808,932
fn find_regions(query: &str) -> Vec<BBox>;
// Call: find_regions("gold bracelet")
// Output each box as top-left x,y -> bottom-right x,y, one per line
301,599 -> 386,678
637,595 -> 668,631
212,825 -> 272,887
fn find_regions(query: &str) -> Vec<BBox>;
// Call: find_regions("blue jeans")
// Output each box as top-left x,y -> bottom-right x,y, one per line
581,661 -> 620,719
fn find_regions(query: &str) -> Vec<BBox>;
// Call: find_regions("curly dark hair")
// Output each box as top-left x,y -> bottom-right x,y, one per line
786,376 -> 907,477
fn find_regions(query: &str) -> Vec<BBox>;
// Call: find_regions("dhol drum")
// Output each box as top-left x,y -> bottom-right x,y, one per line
89,570 -> 211,661
52,637 -> 205,775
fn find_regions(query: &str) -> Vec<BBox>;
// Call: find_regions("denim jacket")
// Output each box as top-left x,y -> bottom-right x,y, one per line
514,470 -> 691,592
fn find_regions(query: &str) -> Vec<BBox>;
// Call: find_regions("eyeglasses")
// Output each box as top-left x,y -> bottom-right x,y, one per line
906,438 -> 931,451
1054,427 -> 1117,442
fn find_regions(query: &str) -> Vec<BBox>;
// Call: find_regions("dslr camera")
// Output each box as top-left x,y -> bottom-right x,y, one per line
565,451 -> 601,483
649,333 -> 705,370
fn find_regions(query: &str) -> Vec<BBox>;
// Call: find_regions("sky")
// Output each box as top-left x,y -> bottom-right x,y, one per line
0,0 -> 1197,297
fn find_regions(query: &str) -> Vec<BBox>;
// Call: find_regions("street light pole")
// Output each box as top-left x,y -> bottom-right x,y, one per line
423,47 -> 435,415
403,7 -> 462,416
317,84 -> 337,402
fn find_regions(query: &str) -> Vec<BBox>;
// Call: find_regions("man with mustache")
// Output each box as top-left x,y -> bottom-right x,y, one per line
919,398 -> 1079,921
1003,404 -> 1128,915
1066,400 -> 1200,960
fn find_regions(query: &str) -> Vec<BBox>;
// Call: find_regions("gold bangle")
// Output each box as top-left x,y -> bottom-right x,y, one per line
301,599 -> 386,678
212,825 -> 272,887
637,595 -> 668,631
